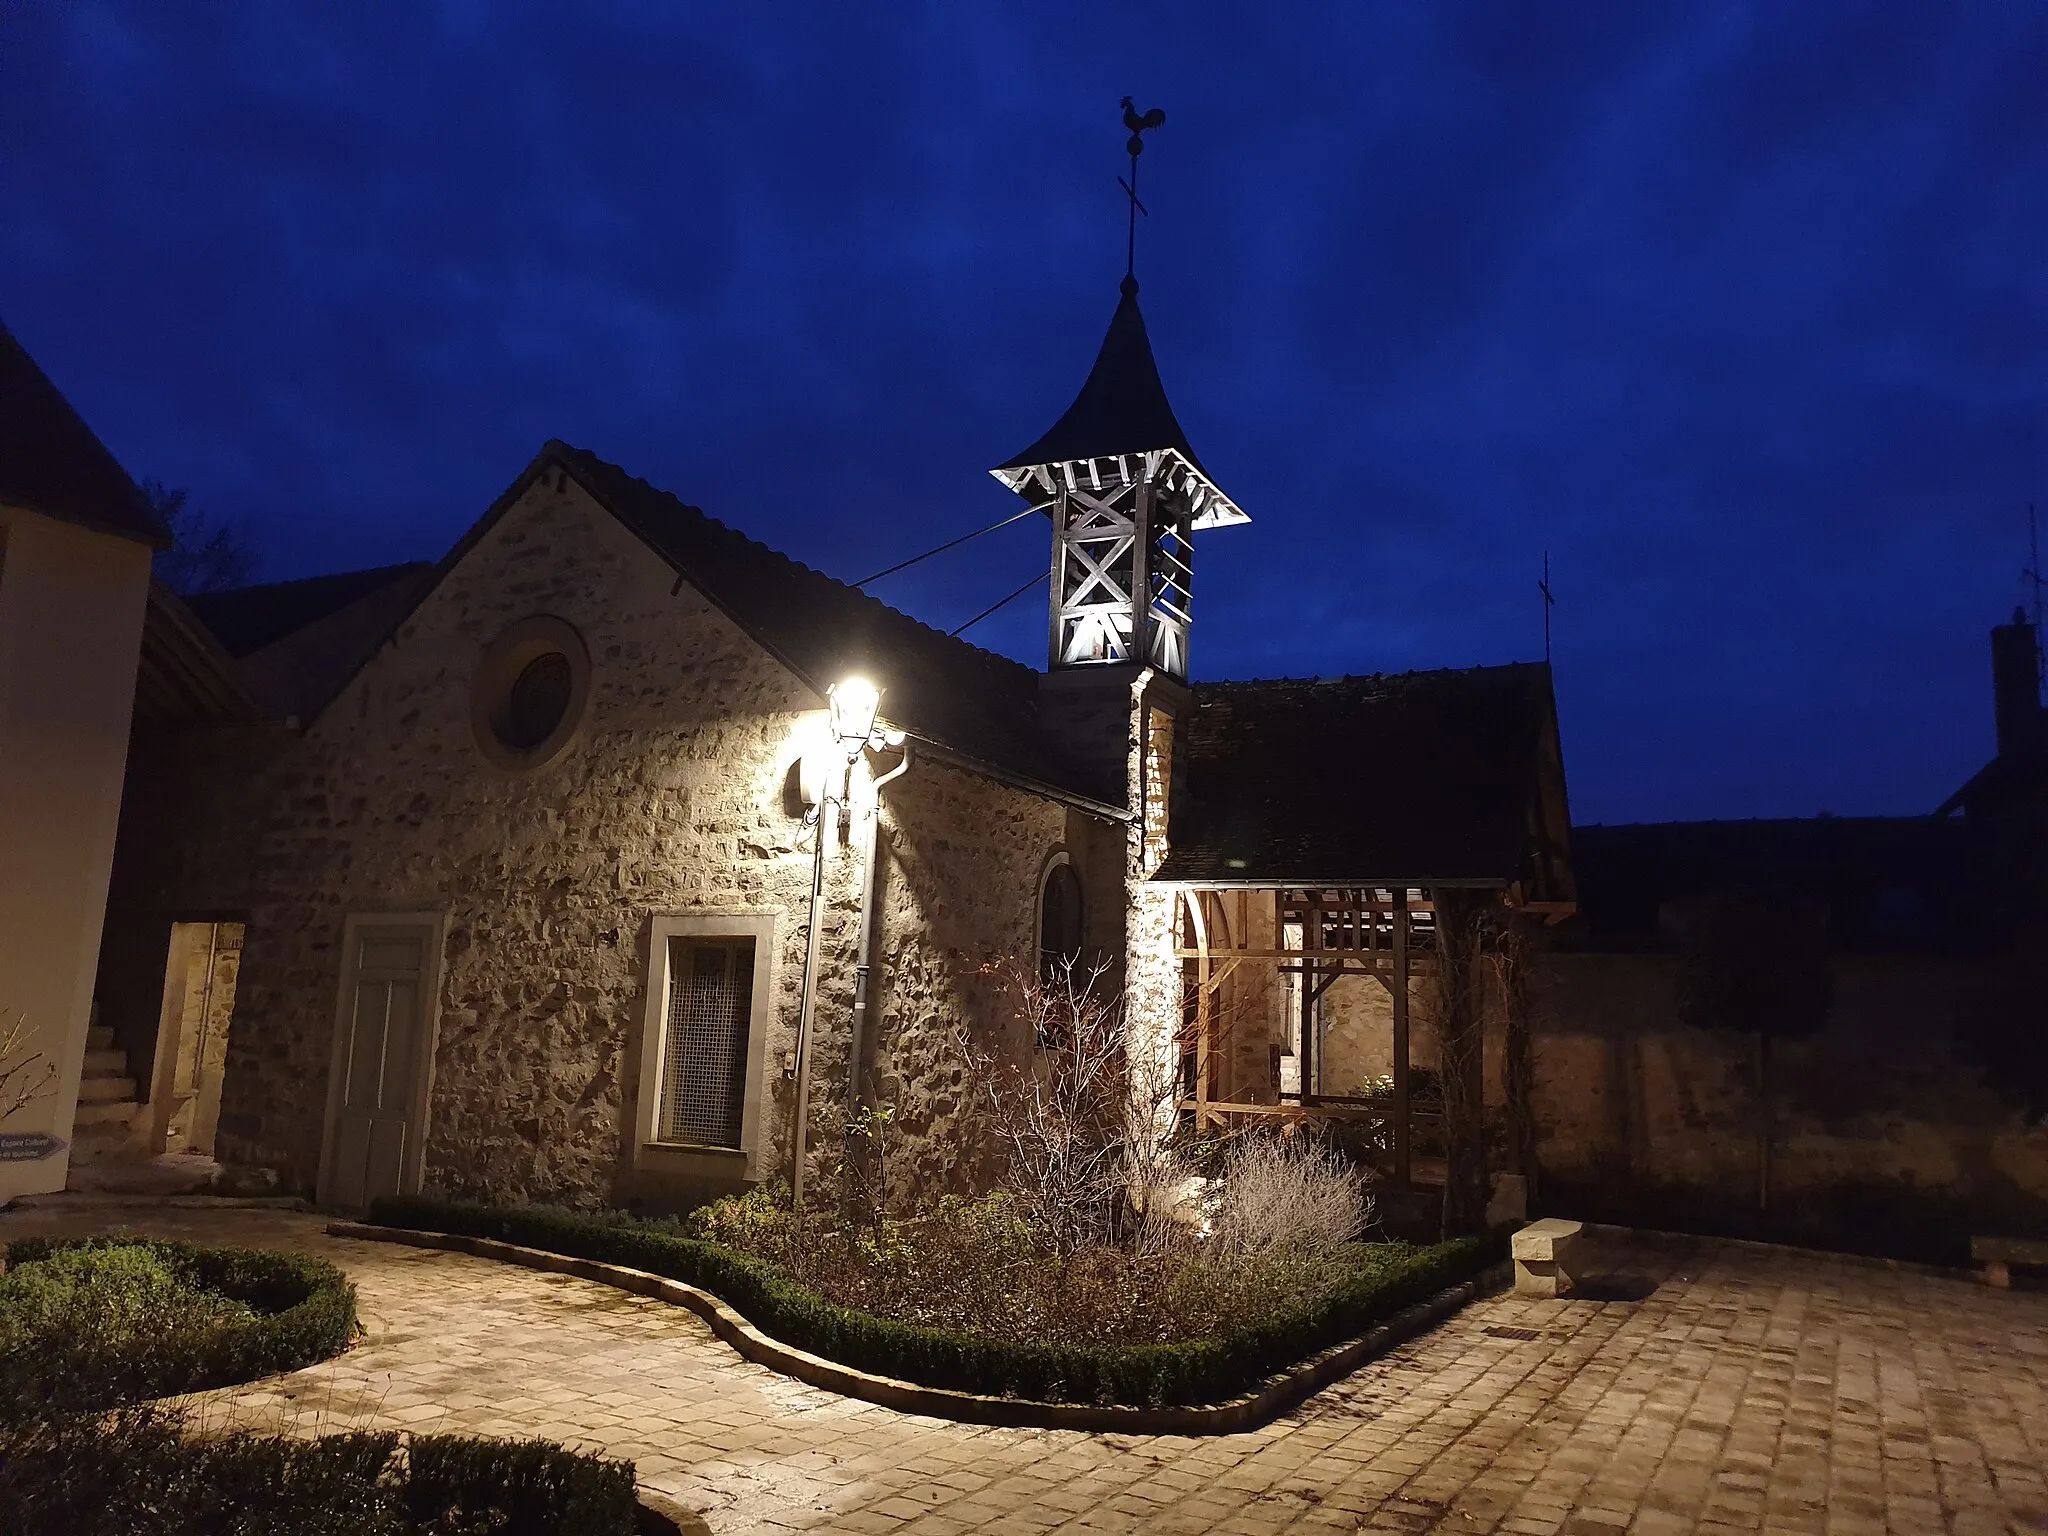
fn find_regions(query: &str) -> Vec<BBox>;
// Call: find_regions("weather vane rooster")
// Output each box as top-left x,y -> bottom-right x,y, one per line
1121,96 -> 1167,155
1118,97 -> 1166,285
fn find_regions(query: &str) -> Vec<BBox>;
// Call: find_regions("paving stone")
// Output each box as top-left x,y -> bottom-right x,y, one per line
7,1209 -> 2047,1534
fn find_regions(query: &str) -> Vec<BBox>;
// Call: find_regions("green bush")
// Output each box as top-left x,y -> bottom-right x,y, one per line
407,1433 -> 639,1535
0,1243 -> 256,1348
0,1406 -> 638,1536
0,1238 -> 358,1423
369,1194 -> 1504,1406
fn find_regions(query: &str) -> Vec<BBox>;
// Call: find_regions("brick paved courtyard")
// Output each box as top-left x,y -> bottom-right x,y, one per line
2,1203 -> 2043,1535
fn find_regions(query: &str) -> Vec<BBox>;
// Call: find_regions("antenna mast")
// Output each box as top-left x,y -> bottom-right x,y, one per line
2028,503 -> 2046,688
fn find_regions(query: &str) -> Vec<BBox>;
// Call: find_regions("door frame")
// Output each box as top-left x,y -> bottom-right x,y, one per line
316,911 -> 448,1207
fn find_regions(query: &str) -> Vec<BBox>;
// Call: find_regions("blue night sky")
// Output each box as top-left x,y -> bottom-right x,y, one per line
4,4 -> 2044,825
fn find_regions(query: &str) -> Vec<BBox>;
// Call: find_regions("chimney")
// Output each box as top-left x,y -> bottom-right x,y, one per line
1991,607 -> 2046,758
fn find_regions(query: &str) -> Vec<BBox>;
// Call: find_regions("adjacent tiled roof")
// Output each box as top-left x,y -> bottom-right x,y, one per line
188,562 -> 439,719
134,582 -> 262,729
1561,815 -> 2047,957
0,319 -> 168,546
995,279 -> 1205,474
186,563 -> 435,658
1153,664 -> 1559,885
554,445 -> 1122,810
1935,749 -> 2048,820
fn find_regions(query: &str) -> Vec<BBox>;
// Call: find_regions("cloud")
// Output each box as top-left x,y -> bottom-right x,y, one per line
2,1 -> 2044,820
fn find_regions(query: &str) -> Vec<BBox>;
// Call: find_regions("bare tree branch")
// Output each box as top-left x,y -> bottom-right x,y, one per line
0,1010 -> 60,1127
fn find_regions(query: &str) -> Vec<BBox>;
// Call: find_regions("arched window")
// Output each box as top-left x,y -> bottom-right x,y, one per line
1038,858 -> 1084,981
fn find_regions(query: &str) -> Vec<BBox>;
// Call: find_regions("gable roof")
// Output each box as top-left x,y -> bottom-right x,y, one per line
0,319 -> 168,547
186,562 -> 434,657
1152,664 -> 1564,886
551,445 -> 1118,810
186,561 -> 438,720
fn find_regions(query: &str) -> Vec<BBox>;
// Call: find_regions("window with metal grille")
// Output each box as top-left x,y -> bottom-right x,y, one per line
658,937 -> 755,1148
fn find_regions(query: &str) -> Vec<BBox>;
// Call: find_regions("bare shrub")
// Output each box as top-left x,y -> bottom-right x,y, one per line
0,1012 -> 58,1127
685,951 -> 1409,1352
1207,1133 -> 1371,1259
954,958 -> 1131,1255
691,1182 -> 1399,1349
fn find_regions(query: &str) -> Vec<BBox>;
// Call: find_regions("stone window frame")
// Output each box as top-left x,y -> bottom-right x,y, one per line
470,614 -> 594,773
633,911 -> 778,1185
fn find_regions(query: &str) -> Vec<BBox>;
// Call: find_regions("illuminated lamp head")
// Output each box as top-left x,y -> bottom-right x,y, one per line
828,677 -> 884,757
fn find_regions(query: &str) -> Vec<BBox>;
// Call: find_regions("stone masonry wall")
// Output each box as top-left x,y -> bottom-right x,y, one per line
1535,952 -> 2048,1257
206,472 -> 1103,1208
854,758 -> 1102,1202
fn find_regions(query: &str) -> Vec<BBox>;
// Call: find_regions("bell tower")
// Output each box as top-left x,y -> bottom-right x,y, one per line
989,101 -> 1247,681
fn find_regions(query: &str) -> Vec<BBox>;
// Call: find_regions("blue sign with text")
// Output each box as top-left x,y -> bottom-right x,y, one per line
0,1132 -> 65,1163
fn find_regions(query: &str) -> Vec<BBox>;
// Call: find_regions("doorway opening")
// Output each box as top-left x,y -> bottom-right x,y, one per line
146,921 -> 245,1157
318,915 -> 443,1209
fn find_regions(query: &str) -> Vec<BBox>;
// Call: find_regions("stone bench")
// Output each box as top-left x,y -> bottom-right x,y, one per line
1512,1218 -> 1584,1298
1971,1236 -> 2048,1289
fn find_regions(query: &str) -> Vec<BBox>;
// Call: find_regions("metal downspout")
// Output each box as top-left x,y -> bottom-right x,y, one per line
849,744 -> 912,1113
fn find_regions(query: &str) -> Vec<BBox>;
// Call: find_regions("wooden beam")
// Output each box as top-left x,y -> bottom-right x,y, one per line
1171,947 -> 1441,964
1046,482 -> 1066,669
1184,888 -> 1215,1131
1173,1099 -> 1389,1124
1300,898 -> 1319,1106
1392,887 -> 1412,1188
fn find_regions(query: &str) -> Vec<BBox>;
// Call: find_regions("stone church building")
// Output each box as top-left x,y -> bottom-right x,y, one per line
16,256 -> 2041,1255
91,276 -> 1573,1215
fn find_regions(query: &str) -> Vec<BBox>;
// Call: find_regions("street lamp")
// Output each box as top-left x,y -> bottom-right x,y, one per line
828,677 -> 882,753
791,677 -> 906,1217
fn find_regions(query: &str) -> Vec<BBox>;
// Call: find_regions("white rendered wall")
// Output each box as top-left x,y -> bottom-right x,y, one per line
0,505 -> 152,1198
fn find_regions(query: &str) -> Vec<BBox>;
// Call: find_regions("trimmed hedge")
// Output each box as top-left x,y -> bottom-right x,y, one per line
0,1408 -> 638,1536
406,1432 -> 639,1534
368,1195 -> 1505,1407
0,1238 -> 358,1422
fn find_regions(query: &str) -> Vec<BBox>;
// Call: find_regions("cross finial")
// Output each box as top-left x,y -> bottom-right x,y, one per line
1118,96 -> 1166,285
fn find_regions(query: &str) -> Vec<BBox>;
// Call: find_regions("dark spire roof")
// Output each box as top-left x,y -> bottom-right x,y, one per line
996,278 -> 1205,474
0,318 -> 168,547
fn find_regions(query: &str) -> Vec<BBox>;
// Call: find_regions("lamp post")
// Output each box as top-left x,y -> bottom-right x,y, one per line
790,678 -> 902,1217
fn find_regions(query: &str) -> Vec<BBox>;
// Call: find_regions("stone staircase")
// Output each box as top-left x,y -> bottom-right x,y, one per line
69,1024 -> 146,1167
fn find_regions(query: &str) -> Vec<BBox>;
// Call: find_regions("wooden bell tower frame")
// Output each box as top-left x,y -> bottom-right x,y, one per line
994,448 -> 1241,679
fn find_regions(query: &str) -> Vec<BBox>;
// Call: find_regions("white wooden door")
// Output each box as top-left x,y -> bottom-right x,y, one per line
325,925 -> 431,1208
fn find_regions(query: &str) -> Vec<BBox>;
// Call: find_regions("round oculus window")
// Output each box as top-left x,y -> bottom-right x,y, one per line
500,651 -> 574,750
471,615 -> 592,770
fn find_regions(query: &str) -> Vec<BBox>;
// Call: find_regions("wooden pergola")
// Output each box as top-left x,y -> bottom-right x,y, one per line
1142,665 -> 1579,1201
1173,885 -> 1437,1185
1171,883 -> 1570,1188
